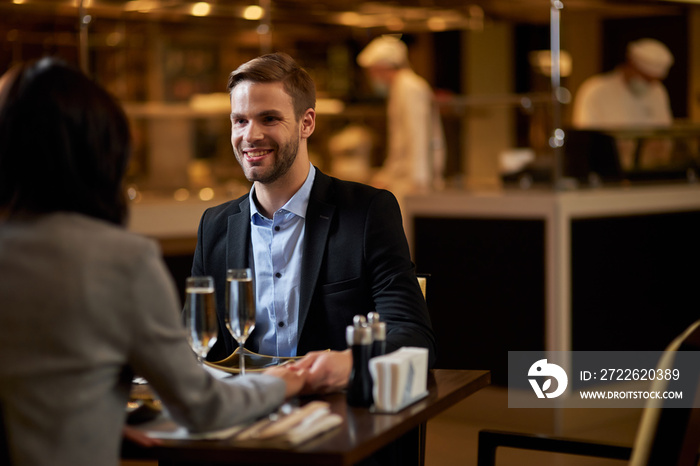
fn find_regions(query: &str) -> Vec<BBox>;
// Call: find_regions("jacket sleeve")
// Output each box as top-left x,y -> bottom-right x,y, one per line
126,242 -> 285,433
364,190 -> 438,367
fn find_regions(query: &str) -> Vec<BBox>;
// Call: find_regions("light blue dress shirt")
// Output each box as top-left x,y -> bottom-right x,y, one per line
248,164 -> 315,357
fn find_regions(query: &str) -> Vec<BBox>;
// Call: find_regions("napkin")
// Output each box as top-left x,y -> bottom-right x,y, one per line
369,347 -> 429,413
234,401 -> 342,447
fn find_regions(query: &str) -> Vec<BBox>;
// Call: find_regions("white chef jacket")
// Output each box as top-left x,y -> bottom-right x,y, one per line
373,68 -> 446,199
572,70 -> 672,129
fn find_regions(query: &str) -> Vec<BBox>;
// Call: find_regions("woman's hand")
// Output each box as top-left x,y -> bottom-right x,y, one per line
264,365 -> 307,398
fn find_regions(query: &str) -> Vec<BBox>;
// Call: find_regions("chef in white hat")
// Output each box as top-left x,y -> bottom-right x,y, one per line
357,35 -> 446,203
572,38 -> 675,129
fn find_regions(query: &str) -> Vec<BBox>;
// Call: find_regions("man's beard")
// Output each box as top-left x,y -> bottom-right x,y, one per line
236,135 -> 299,185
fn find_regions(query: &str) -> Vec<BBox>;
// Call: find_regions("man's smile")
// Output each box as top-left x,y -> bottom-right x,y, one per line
243,149 -> 273,161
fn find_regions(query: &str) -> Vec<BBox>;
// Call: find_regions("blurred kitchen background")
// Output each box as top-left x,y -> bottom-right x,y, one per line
2,0 -> 696,201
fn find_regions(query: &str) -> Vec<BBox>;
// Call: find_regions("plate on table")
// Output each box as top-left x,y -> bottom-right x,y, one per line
205,348 -> 303,374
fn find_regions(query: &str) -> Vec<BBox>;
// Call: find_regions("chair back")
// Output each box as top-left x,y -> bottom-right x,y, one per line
630,320 -> 700,466
416,274 -> 429,300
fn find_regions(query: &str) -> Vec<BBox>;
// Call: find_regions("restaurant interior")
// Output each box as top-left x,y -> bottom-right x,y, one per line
2,0 -> 699,464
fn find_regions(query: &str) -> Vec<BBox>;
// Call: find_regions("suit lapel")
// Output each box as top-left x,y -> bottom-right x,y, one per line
298,170 -> 335,339
226,196 -> 251,270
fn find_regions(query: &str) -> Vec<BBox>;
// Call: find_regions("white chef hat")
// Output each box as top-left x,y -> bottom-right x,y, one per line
357,35 -> 408,68
627,38 -> 674,79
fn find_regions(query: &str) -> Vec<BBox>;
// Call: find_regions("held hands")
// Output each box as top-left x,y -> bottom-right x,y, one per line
264,365 -> 307,398
287,349 -> 352,395
264,349 -> 352,396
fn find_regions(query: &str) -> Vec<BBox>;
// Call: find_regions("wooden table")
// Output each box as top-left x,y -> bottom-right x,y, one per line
122,369 -> 490,466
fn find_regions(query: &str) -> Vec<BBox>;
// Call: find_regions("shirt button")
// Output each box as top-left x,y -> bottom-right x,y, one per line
278,321 -> 285,328
275,272 -> 282,278
274,226 -> 280,231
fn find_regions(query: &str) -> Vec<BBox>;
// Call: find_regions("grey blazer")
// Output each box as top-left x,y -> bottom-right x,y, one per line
192,167 -> 437,365
0,213 -> 285,466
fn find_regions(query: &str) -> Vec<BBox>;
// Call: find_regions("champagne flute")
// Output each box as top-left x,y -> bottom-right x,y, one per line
182,276 -> 218,363
225,268 -> 256,375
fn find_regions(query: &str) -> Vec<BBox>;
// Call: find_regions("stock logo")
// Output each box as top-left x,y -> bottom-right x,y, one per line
528,359 -> 568,398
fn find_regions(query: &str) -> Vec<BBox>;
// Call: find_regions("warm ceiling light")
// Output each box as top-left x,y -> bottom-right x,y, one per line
124,0 -> 158,12
337,11 -> 361,26
243,5 -> 264,21
12,0 -> 26,4
191,2 -> 211,16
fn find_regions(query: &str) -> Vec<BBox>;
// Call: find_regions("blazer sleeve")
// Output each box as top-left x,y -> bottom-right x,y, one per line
126,242 -> 285,433
364,190 -> 438,367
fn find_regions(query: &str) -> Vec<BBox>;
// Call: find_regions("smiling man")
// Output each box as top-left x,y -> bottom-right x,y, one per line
190,53 -> 436,400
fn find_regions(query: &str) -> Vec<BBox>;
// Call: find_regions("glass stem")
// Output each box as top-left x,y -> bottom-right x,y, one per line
239,342 -> 245,376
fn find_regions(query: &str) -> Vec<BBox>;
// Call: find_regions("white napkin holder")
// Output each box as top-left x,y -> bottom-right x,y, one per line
369,347 -> 429,413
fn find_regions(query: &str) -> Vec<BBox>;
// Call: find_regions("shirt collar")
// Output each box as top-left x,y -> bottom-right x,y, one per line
249,162 -> 316,221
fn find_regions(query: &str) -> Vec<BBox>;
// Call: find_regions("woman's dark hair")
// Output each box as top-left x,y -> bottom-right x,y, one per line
227,52 -> 316,120
0,57 -> 131,225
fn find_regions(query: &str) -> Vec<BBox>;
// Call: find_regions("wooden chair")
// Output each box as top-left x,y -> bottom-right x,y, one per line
477,319 -> 700,466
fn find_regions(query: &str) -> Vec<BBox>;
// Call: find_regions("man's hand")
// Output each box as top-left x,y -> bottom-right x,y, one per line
288,349 -> 352,394
264,365 -> 307,398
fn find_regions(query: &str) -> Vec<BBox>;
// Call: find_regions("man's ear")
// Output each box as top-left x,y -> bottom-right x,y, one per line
300,108 -> 315,139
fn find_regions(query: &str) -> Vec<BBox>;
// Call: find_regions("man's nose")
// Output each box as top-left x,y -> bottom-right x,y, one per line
243,121 -> 264,142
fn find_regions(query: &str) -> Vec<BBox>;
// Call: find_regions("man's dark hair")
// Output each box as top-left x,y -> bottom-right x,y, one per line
227,52 -> 316,120
0,57 -> 131,225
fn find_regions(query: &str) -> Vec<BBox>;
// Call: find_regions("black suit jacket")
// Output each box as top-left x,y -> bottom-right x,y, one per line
192,168 -> 436,366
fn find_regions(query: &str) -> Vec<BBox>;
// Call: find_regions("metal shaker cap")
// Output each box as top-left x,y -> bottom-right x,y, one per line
346,315 -> 372,346
367,312 -> 386,340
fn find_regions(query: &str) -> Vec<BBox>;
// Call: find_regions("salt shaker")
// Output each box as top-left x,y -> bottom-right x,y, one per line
346,315 -> 373,407
367,312 -> 386,358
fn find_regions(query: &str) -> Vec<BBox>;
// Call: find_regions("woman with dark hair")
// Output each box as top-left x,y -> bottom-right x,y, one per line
0,57 -> 130,224
0,58 -> 305,466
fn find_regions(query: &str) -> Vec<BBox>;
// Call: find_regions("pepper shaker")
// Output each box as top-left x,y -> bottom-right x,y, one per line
346,315 -> 373,407
367,312 -> 386,358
